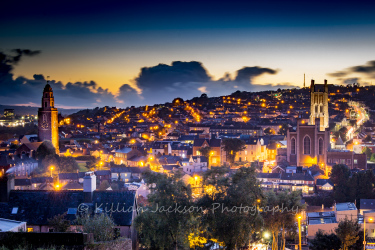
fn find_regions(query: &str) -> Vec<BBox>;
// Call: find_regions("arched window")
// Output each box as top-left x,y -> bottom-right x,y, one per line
291,138 -> 296,155
303,136 -> 311,155
319,138 -> 324,155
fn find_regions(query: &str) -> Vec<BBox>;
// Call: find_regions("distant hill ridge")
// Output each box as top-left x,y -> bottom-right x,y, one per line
0,105 -> 80,116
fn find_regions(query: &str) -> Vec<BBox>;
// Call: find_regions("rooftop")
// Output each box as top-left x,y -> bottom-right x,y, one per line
336,202 -> 357,211
0,218 -> 26,232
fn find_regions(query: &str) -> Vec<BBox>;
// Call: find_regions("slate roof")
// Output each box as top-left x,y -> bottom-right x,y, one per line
92,191 -> 136,226
62,182 -> 83,190
15,178 -> 32,186
158,155 -> 182,165
95,170 -> 111,176
257,173 -> 281,179
115,148 -> 132,154
111,167 -> 131,173
193,138 -> 221,147
162,165 -> 180,171
31,177 -> 53,184
1,190 -> 85,225
58,173 -> 79,180
281,173 -> 314,181
316,179 -> 333,186
178,135 -> 199,141
0,190 -> 136,227
360,199 -> 375,210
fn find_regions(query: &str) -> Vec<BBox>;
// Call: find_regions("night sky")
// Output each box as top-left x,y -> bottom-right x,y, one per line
1,0 -> 375,108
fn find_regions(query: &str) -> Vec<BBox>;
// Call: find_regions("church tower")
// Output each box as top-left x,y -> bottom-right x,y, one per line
38,83 -> 59,153
309,79 -> 329,131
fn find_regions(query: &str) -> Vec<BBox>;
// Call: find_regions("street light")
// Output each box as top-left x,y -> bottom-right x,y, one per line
50,166 -> 54,177
297,215 -> 302,250
263,232 -> 270,250
364,216 -> 373,250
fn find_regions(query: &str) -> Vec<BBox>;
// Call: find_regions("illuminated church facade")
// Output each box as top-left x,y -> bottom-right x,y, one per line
287,80 -> 329,167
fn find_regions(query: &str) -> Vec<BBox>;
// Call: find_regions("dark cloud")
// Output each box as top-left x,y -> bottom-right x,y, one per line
135,61 -> 211,90
328,60 -> 375,78
1,52 -> 296,108
118,61 -> 291,106
235,66 -> 277,82
342,77 -> 360,85
0,50 -> 117,108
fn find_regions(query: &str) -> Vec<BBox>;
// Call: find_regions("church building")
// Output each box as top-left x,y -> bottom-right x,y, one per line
38,83 -> 59,153
287,79 -> 329,168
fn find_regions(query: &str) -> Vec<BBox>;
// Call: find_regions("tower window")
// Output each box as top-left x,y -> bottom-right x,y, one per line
319,138 -> 324,155
315,106 -> 318,113
320,106 -> 323,113
303,136 -> 311,155
44,102 -> 47,108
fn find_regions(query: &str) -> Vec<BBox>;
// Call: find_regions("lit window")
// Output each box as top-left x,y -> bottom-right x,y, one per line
27,228 -> 33,232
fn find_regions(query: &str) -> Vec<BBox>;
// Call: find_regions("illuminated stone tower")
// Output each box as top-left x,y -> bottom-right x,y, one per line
309,79 -> 329,131
38,83 -> 59,153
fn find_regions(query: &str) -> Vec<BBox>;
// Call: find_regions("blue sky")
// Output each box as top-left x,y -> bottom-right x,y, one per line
1,0 -> 374,108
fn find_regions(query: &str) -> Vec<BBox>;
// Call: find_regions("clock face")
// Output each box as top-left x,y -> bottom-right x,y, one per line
40,120 -> 49,129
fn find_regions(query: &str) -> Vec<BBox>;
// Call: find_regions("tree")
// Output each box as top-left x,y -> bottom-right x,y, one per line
198,146 -> 213,167
41,154 -> 59,173
59,156 -> 79,173
309,230 -> 341,250
135,170 -> 195,249
197,166 -> 263,249
47,213 -> 70,232
263,190 -> 305,250
9,143 -> 19,150
330,164 -> 350,186
79,213 -> 116,242
330,164 -> 352,202
371,153 -> 375,162
36,141 -> 57,160
264,127 -> 275,135
222,138 -> 246,164
362,147 -> 372,159
335,217 -> 360,250
278,124 -> 289,135
98,180 -> 110,190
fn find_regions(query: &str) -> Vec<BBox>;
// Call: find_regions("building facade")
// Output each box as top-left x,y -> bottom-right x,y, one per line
38,84 -> 59,153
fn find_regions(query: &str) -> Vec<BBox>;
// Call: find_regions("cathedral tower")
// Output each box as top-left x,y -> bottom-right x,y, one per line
38,83 -> 59,153
309,79 -> 329,131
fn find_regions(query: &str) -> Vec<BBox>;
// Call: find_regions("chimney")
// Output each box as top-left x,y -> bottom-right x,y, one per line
83,171 -> 96,202
0,173 -> 14,202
